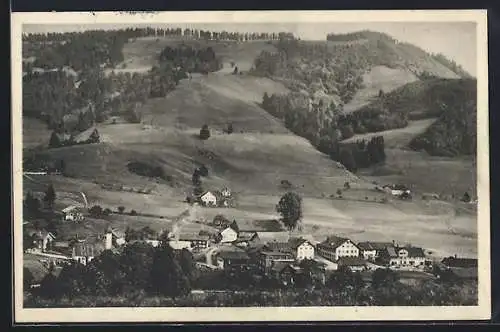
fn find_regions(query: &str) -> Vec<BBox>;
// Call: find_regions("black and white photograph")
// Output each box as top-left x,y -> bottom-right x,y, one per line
12,10 -> 490,323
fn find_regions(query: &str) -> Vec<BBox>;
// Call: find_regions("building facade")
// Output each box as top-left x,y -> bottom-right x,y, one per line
316,236 -> 360,262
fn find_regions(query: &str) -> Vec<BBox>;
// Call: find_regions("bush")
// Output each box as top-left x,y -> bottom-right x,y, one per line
130,210 -> 138,216
117,206 -> 125,214
89,205 -> 103,218
199,125 -> 211,140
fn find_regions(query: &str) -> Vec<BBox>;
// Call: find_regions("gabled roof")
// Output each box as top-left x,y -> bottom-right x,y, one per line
236,231 -> 257,241
265,241 -> 292,253
338,256 -> 367,266
260,251 -> 295,258
386,246 -> 398,258
73,242 -> 104,257
72,126 -> 98,143
288,237 -> 312,250
178,233 -> 210,241
62,205 -> 78,213
320,235 -> 356,250
200,191 -> 216,198
254,232 -> 290,244
399,247 -> 426,258
271,262 -> 291,273
357,241 -> 393,251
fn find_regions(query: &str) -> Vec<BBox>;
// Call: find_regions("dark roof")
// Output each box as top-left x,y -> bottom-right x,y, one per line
53,241 -> 70,248
265,241 -> 292,252
237,232 -> 257,241
271,262 -> 290,273
357,242 -> 393,251
178,233 -> 210,241
218,251 -> 250,260
260,251 -> 295,258
234,219 -> 286,232
441,257 -> 478,268
400,247 -> 426,258
72,126 -> 98,143
254,232 -> 290,244
386,246 -> 398,258
320,235 -> 355,250
288,237 -> 311,250
338,257 -> 367,266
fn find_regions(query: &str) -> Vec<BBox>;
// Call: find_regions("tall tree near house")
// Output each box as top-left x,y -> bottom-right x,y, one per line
43,184 -> 56,210
276,192 -> 303,231
227,122 -> 234,134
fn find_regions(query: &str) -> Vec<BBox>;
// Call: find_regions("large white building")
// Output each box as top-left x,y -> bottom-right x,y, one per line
316,235 -> 360,262
199,191 -> 217,207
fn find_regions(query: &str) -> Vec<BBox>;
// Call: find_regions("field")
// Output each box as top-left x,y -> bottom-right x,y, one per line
21,36 -> 478,264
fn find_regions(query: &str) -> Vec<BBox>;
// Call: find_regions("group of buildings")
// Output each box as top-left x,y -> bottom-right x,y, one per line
196,187 -> 232,207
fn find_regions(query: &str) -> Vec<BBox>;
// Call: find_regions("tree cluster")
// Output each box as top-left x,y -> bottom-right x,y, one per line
159,46 -> 221,74
33,242 -> 196,300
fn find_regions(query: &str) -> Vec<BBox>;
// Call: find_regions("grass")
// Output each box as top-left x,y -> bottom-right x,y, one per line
22,117 -> 51,150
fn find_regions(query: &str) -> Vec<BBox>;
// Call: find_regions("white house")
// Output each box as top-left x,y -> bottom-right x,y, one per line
288,238 -> 315,261
383,184 -> 411,197
72,242 -> 104,266
316,236 -> 360,262
387,246 -> 426,269
62,206 -> 84,222
357,241 -> 393,261
217,226 -> 238,243
199,191 -> 217,207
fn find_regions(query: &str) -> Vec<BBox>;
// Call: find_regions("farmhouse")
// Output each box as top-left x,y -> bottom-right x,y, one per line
316,235 -> 360,262
234,231 -> 257,247
178,232 -> 210,251
385,246 -> 427,268
263,237 -> 315,261
383,184 -> 411,197
199,191 -> 217,207
230,219 -> 289,245
357,241 -> 393,261
61,206 -> 84,222
216,226 -> 238,244
441,256 -> 477,269
216,250 -> 250,270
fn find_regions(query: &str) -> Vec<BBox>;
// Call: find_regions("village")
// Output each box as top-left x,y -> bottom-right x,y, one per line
23,182 -> 477,291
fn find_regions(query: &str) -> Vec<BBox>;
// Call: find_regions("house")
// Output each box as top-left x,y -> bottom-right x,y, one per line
216,226 -> 238,244
216,250 -> 250,270
258,251 -> 295,274
109,228 -> 126,247
199,191 -> 217,207
211,215 -> 233,229
263,237 -> 315,261
234,231 -> 257,247
288,238 -> 315,261
316,235 -> 360,262
383,184 -> 411,197
178,232 -> 210,251
61,206 -> 84,222
357,241 -> 393,261
337,257 -> 368,272
252,232 -> 290,246
387,246 -> 427,269
231,219 -> 287,233
26,229 -> 56,252
72,242 -> 104,266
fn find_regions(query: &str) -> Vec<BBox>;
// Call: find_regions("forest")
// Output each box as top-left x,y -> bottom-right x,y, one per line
261,92 -> 387,172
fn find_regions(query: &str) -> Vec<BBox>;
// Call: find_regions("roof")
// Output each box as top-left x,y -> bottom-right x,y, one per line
178,233 -> 210,241
357,242 -> 393,251
53,241 -> 70,248
384,184 -> 410,191
233,219 -> 286,232
265,241 -> 292,253
73,243 -> 104,257
260,251 -> 295,258
338,257 -> 367,266
271,262 -> 290,273
110,228 -> 126,238
62,205 -> 78,213
319,235 -> 355,250
73,126 -> 98,143
288,237 -> 311,250
236,232 -> 257,241
218,251 -> 250,260
200,191 -> 216,198
441,257 -> 478,268
386,246 -> 398,258
399,247 -> 426,258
